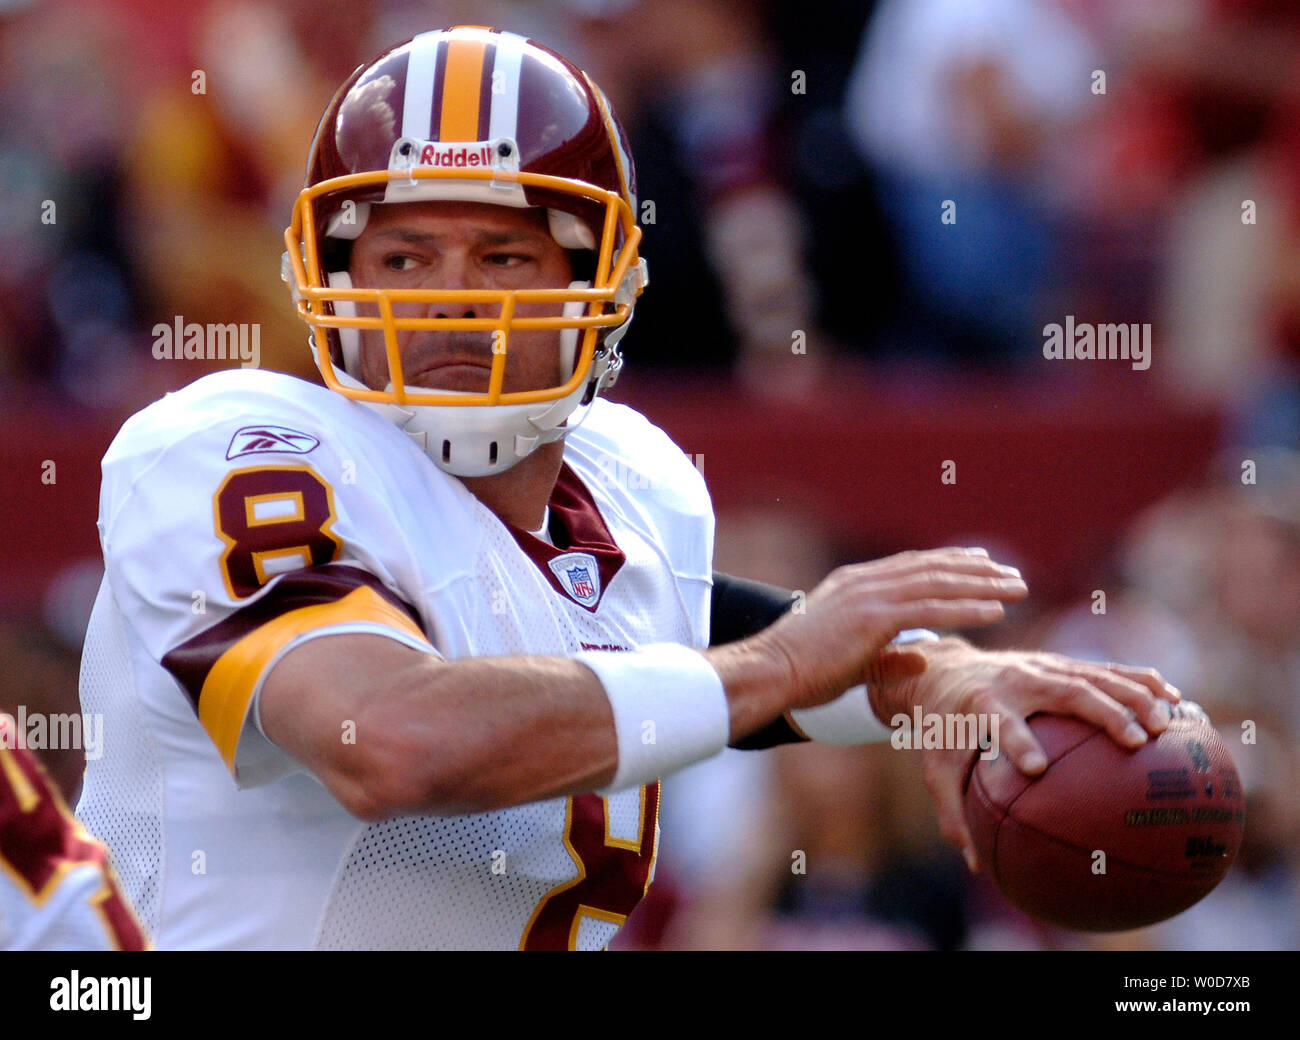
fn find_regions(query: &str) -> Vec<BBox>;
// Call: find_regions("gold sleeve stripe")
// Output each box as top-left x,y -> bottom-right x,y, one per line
0,745 -> 40,813
198,585 -> 430,771
439,36 -> 488,142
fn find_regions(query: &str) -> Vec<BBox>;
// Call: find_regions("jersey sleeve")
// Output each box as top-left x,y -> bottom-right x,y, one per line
97,372 -> 473,787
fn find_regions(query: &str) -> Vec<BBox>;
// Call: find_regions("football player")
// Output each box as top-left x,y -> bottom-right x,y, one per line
78,26 -> 1178,949
1,740 -> 147,950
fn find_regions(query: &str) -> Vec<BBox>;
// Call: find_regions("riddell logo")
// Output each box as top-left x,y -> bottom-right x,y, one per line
418,144 -> 494,168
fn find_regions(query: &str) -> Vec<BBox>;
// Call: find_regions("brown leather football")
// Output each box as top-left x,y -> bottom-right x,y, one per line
963,702 -> 1245,931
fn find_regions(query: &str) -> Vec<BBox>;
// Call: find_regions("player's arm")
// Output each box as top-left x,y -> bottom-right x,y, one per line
711,571 -> 935,749
258,548 -> 1029,820
709,571 -> 798,647
710,571 -> 805,749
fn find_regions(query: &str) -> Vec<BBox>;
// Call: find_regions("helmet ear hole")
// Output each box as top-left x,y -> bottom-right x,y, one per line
566,249 -> 596,283
321,236 -> 353,275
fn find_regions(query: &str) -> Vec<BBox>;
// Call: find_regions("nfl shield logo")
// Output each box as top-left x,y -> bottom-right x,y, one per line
567,566 -> 595,600
548,552 -> 602,607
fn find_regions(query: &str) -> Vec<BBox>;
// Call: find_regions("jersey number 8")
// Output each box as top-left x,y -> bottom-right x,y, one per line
213,466 -> 342,599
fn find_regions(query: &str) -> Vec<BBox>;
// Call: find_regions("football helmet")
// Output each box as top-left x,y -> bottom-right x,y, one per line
282,26 -> 648,476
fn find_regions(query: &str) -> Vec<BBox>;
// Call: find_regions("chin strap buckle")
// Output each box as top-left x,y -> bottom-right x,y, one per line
583,344 -> 624,404
281,250 -> 304,301
618,257 -> 649,304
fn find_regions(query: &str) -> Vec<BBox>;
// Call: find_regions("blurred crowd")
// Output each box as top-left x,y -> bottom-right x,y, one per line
1,0 -> 1297,949
4,0 -> 1300,432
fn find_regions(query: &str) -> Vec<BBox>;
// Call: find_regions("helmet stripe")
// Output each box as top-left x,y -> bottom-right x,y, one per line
439,36 -> 489,141
400,30 -> 442,141
585,75 -> 634,210
488,30 -> 527,145
475,40 -> 497,140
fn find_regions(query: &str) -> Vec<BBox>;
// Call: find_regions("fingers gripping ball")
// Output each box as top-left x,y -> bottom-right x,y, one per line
963,703 -> 1245,932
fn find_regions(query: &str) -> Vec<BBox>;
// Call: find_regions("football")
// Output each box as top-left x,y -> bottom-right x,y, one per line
964,702 -> 1245,932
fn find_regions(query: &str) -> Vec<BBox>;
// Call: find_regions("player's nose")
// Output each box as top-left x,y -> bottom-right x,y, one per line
429,254 -> 498,320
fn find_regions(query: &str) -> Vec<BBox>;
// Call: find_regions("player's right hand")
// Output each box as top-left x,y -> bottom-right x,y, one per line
751,548 -> 1027,714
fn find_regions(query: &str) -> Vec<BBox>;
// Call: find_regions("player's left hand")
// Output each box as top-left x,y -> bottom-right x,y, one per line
868,639 -> 1181,872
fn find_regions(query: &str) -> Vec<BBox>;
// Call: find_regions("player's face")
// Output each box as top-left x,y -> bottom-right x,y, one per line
347,201 -> 575,394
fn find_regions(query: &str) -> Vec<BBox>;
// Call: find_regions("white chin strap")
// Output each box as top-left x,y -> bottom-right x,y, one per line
328,270 -> 363,374
318,272 -> 623,478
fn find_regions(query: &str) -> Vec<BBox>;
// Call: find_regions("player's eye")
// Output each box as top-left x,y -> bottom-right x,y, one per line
484,252 -> 531,268
382,254 -> 420,272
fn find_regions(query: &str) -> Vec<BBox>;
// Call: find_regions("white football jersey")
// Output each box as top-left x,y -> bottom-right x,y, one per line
77,370 -> 714,950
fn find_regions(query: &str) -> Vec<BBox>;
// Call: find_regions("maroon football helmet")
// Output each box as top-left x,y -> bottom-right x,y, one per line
282,26 -> 648,476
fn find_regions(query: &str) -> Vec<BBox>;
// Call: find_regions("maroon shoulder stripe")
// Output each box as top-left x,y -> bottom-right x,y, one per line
162,564 -> 426,714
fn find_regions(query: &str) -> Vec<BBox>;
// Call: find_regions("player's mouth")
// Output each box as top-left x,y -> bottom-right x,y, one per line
407,358 -> 494,392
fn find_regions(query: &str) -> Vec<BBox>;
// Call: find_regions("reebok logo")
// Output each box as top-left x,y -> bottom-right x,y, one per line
225,426 -> 320,460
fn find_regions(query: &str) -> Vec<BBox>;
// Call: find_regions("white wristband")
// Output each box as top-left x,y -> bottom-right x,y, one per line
789,628 -> 939,745
577,643 -> 730,793
789,684 -> 890,745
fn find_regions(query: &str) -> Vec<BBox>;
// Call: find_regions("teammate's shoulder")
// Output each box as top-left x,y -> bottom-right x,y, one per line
565,399 -> 709,514
0,743 -> 74,872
